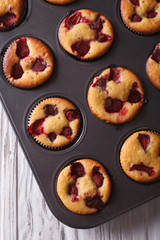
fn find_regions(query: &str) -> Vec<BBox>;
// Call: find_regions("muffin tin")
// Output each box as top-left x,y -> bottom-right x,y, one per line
0,0 -> 160,229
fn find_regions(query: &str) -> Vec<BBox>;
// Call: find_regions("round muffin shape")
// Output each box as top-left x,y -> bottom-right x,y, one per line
46,0 -> 75,4
3,37 -> 54,88
58,9 -> 114,59
28,97 -> 81,148
0,0 -> 25,30
57,159 -> 111,214
121,0 -> 160,34
87,67 -> 144,124
120,130 -> 160,183
146,43 -> 160,90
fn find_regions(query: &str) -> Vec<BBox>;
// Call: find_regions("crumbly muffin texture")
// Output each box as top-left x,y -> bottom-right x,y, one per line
146,43 -> 160,90
0,0 -> 25,30
58,9 -> 114,59
28,98 -> 81,148
46,0 -> 75,4
87,67 -> 144,124
121,0 -> 160,34
120,131 -> 160,183
57,159 -> 111,214
3,37 -> 54,88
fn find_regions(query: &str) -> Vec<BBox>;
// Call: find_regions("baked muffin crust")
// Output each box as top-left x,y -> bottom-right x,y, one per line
46,0 -> 75,4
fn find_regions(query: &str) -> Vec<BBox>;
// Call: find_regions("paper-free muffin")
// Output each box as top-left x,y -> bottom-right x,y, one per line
146,43 -> 160,90
46,0 -> 75,4
121,0 -> 160,34
87,67 -> 144,124
57,159 -> 111,214
0,0 -> 25,30
120,130 -> 160,183
3,37 -> 54,88
58,9 -> 114,59
28,97 -> 81,148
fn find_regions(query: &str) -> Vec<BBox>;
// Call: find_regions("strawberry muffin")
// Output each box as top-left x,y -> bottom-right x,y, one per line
121,0 -> 160,34
0,0 -> 25,30
87,67 -> 144,124
120,130 -> 160,183
57,159 -> 111,214
58,9 -> 114,59
3,37 -> 54,88
28,97 -> 81,148
146,43 -> 160,90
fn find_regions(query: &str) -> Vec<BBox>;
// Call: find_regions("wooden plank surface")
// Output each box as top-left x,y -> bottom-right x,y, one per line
1,100 -> 160,240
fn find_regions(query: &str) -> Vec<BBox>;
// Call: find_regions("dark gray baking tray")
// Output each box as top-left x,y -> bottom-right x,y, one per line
0,0 -> 160,229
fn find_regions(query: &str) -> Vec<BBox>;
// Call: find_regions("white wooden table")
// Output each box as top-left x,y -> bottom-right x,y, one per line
0,101 -> 160,240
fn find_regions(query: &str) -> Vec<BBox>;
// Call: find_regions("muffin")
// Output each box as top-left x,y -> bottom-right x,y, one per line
146,43 -> 160,90
58,9 -> 114,59
57,159 -> 111,214
46,0 -> 75,4
120,130 -> 160,183
0,0 -> 25,30
28,97 -> 81,148
3,37 -> 54,88
87,67 -> 144,124
120,0 -> 160,34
